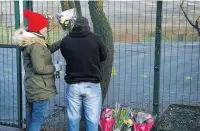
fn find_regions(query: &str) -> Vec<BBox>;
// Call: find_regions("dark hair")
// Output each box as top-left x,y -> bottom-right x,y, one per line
26,29 -> 45,40
26,29 -> 41,34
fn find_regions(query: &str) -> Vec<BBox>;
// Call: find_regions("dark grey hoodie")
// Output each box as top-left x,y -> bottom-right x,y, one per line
69,16 -> 91,37
60,16 -> 107,84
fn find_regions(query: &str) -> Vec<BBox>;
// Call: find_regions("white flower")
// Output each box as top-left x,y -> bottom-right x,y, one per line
59,8 -> 76,21
44,11 -> 53,19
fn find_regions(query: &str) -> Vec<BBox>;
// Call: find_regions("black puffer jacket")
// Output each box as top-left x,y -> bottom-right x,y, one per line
60,17 -> 107,84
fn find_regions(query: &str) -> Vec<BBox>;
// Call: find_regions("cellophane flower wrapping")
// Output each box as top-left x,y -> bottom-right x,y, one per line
99,108 -> 115,131
132,112 -> 157,131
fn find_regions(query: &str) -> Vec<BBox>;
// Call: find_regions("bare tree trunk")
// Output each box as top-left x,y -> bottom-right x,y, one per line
60,0 -> 75,11
74,0 -> 82,17
68,0 -> 75,9
60,1 -> 70,11
88,0 -> 114,103
60,0 -> 82,18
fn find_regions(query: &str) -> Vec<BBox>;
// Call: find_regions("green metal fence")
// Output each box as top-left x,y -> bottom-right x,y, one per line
0,44 -> 22,128
0,0 -> 200,130
0,0 -> 22,129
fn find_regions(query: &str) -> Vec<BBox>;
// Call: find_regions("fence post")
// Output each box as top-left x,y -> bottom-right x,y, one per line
16,47 -> 23,128
23,0 -> 33,27
14,0 -> 20,29
153,1 -> 162,131
14,1 -> 22,128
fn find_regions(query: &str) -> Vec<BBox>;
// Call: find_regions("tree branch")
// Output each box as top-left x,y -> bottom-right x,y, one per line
180,1 -> 200,35
180,4 -> 195,27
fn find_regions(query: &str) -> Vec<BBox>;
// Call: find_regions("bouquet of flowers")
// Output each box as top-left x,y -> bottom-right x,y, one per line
99,108 -> 115,131
132,111 -> 156,131
56,8 -> 76,32
113,103 -> 132,131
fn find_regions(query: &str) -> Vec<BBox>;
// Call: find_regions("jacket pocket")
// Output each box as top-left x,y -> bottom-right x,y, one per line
42,74 -> 55,87
29,73 -> 46,88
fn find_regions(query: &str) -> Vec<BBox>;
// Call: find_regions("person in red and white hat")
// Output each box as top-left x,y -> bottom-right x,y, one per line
13,9 -> 63,131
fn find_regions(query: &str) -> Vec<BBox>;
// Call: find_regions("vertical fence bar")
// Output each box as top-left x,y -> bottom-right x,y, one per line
28,1 -> 33,11
16,47 -> 22,128
14,0 -> 20,29
153,1 -> 162,130
23,1 -> 28,27
22,1 -> 29,125
22,1 -> 32,127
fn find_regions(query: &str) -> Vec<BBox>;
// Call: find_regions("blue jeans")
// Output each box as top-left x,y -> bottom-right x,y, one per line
66,82 -> 102,131
27,100 -> 48,131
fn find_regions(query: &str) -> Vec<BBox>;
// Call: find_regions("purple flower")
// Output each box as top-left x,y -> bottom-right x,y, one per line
120,104 -> 129,108
56,14 -> 62,20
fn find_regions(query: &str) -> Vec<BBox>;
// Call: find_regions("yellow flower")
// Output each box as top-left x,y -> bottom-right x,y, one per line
124,120 -> 128,124
127,119 -> 133,125
64,20 -> 69,26
60,17 -> 66,24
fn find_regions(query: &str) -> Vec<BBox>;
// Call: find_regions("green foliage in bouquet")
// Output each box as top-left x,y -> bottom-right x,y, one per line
58,18 -> 75,33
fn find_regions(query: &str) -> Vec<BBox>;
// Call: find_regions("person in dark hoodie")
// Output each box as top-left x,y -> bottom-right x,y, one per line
60,16 -> 107,131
